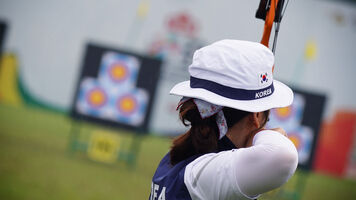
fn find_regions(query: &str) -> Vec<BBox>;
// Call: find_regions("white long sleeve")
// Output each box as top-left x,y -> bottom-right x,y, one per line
184,130 -> 298,200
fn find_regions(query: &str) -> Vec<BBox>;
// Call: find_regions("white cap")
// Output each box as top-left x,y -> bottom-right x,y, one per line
170,39 -> 293,112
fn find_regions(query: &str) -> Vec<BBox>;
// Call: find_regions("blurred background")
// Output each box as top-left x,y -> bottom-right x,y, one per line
0,0 -> 356,199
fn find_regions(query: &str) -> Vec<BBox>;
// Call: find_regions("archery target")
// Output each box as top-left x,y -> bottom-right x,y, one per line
109,62 -> 129,83
72,44 -> 161,131
115,89 -> 148,126
267,94 -> 306,130
288,126 -> 313,164
99,51 -> 140,91
74,51 -> 149,126
273,106 -> 293,121
288,134 -> 303,150
87,88 -> 107,108
76,78 -> 108,115
117,95 -> 137,115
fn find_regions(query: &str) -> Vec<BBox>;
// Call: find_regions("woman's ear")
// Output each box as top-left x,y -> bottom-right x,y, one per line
249,113 -> 260,128
249,112 -> 266,128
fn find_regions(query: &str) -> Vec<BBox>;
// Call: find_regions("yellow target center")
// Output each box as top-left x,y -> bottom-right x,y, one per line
89,90 -> 105,106
288,135 -> 300,149
275,107 -> 292,118
111,65 -> 126,80
119,97 -> 136,113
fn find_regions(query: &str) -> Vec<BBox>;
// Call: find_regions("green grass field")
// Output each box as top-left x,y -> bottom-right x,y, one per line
0,104 -> 356,200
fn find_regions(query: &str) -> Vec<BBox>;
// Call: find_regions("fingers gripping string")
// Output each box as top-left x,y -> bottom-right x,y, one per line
177,97 -> 228,139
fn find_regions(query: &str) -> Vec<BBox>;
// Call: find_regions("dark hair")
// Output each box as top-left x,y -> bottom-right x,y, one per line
170,99 -> 269,165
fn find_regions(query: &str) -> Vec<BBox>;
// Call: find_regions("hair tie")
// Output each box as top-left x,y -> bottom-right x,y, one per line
177,97 -> 228,139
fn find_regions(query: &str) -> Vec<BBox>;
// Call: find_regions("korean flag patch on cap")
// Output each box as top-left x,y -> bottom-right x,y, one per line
259,72 -> 269,86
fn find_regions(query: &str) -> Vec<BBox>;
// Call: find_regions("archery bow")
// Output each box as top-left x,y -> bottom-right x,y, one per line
256,0 -> 290,54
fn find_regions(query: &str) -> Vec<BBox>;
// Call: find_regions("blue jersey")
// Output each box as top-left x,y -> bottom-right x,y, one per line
149,153 -> 198,200
149,136 -> 236,200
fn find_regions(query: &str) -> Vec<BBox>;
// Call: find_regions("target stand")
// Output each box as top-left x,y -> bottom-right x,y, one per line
68,119 -> 143,167
68,42 -> 161,167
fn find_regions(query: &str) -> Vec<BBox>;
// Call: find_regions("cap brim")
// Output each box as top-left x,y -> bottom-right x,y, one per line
169,80 -> 293,112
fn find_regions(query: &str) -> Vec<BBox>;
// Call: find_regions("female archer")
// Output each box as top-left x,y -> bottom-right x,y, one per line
150,39 -> 298,200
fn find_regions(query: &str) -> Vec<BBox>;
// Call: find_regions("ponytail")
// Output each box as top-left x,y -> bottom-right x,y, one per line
170,99 -> 219,165
169,99 -> 268,165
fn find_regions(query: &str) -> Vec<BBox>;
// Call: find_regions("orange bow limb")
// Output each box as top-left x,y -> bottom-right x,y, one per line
261,0 -> 279,47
